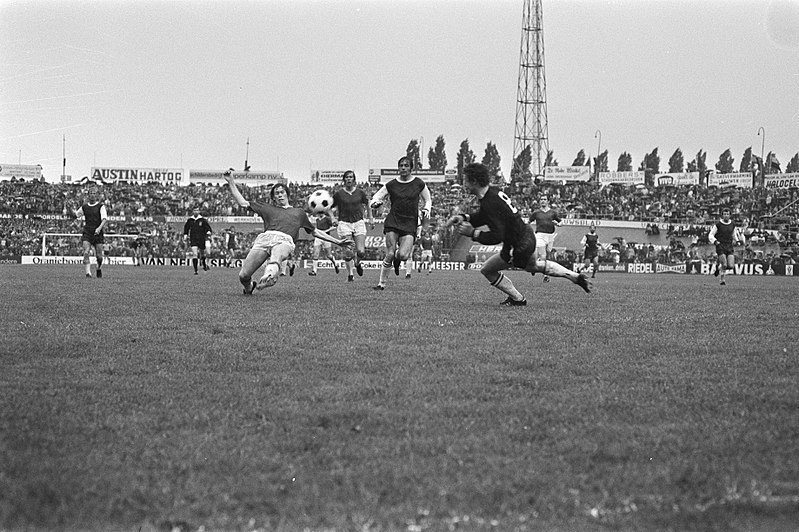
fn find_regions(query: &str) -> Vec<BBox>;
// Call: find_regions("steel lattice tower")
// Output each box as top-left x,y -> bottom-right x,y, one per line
513,0 -> 549,179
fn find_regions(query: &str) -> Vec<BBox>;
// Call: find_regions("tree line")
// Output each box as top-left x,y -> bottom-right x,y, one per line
402,134 -> 799,184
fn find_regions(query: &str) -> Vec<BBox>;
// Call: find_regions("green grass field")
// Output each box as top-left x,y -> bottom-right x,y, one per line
1,264 -> 798,532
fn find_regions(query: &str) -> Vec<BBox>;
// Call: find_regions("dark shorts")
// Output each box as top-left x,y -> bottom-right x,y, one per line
384,226 -> 417,239
190,238 -> 207,249
82,232 -> 104,246
501,225 -> 537,269
716,242 -> 734,256
584,249 -> 598,260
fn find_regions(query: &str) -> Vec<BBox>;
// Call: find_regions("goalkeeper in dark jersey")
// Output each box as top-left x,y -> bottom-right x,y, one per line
447,163 -> 590,306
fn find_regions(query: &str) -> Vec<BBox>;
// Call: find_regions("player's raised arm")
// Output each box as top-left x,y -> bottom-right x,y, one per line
223,169 -> 250,208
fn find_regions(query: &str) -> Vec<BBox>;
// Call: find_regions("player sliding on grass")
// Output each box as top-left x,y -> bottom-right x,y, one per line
223,170 -> 353,294
447,163 -> 591,306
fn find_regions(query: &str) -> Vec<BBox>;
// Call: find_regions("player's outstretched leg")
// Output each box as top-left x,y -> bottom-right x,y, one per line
530,258 -> 592,293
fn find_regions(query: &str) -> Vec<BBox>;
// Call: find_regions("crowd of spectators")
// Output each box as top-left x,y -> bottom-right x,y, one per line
1,176 -> 797,266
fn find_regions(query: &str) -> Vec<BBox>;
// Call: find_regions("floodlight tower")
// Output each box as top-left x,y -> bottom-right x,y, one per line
513,0 -> 549,180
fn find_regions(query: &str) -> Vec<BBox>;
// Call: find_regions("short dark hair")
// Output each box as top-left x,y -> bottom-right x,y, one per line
398,156 -> 413,169
343,170 -> 356,180
270,183 -> 290,200
463,163 -> 490,187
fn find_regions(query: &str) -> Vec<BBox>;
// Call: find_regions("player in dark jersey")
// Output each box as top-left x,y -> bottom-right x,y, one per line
418,228 -> 434,274
223,170 -> 352,294
331,170 -> 371,282
224,226 -> 238,268
183,208 -> 213,274
309,211 -> 340,276
447,163 -> 590,306
580,223 -> 600,278
369,156 -> 432,290
708,208 -> 745,286
530,196 -> 561,282
71,187 -> 108,278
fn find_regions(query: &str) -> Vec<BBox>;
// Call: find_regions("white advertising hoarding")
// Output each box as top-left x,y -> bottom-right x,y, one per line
0,163 -> 43,181
543,166 -> 591,182
598,171 -> 645,186
91,167 -> 186,185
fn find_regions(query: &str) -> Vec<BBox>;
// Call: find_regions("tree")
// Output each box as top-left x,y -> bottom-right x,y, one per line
639,148 -> 660,186
405,139 -> 422,170
510,144 -> 532,183
481,142 -> 502,182
694,149 -> 707,175
456,139 -> 476,184
639,148 -> 660,172
687,159 -> 697,172
572,149 -> 587,166
617,152 -> 632,171
593,149 -> 609,175
668,148 -> 684,173
739,147 -> 754,172
765,151 -> 781,174
715,149 -> 735,174
428,135 -> 447,171
787,153 -> 799,174
543,150 -> 557,168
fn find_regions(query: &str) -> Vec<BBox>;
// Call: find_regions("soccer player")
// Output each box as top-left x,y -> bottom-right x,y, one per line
183,208 -> 213,275
530,196 -> 561,282
224,226 -> 238,268
71,187 -> 108,278
223,171 -> 352,294
369,156 -> 432,290
580,223 -> 600,278
331,170 -> 371,282
447,163 -> 590,306
708,208 -> 745,286
309,211 -> 340,276
418,228 -> 434,274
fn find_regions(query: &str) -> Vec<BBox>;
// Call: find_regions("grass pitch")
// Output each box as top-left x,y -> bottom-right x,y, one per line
1,264 -> 798,531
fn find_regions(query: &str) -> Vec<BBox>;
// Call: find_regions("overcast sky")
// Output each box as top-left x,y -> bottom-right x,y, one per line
1,0 -> 798,183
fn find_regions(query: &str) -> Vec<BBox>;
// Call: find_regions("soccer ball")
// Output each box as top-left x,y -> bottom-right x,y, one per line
308,189 -> 333,213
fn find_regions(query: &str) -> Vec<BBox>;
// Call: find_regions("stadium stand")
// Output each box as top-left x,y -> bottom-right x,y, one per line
1,177 -> 796,267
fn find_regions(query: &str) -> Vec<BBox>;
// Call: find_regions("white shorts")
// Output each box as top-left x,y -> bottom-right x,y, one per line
421,249 -> 433,260
314,238 -> 333,249
336,219 -> 367,238
252,231 -> 296,256
536,232 -> 557,251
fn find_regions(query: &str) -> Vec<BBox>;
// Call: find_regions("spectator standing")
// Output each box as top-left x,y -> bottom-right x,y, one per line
530,196 -> 561,282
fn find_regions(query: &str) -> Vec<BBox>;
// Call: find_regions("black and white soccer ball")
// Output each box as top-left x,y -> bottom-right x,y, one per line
307,189 -> 333,214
